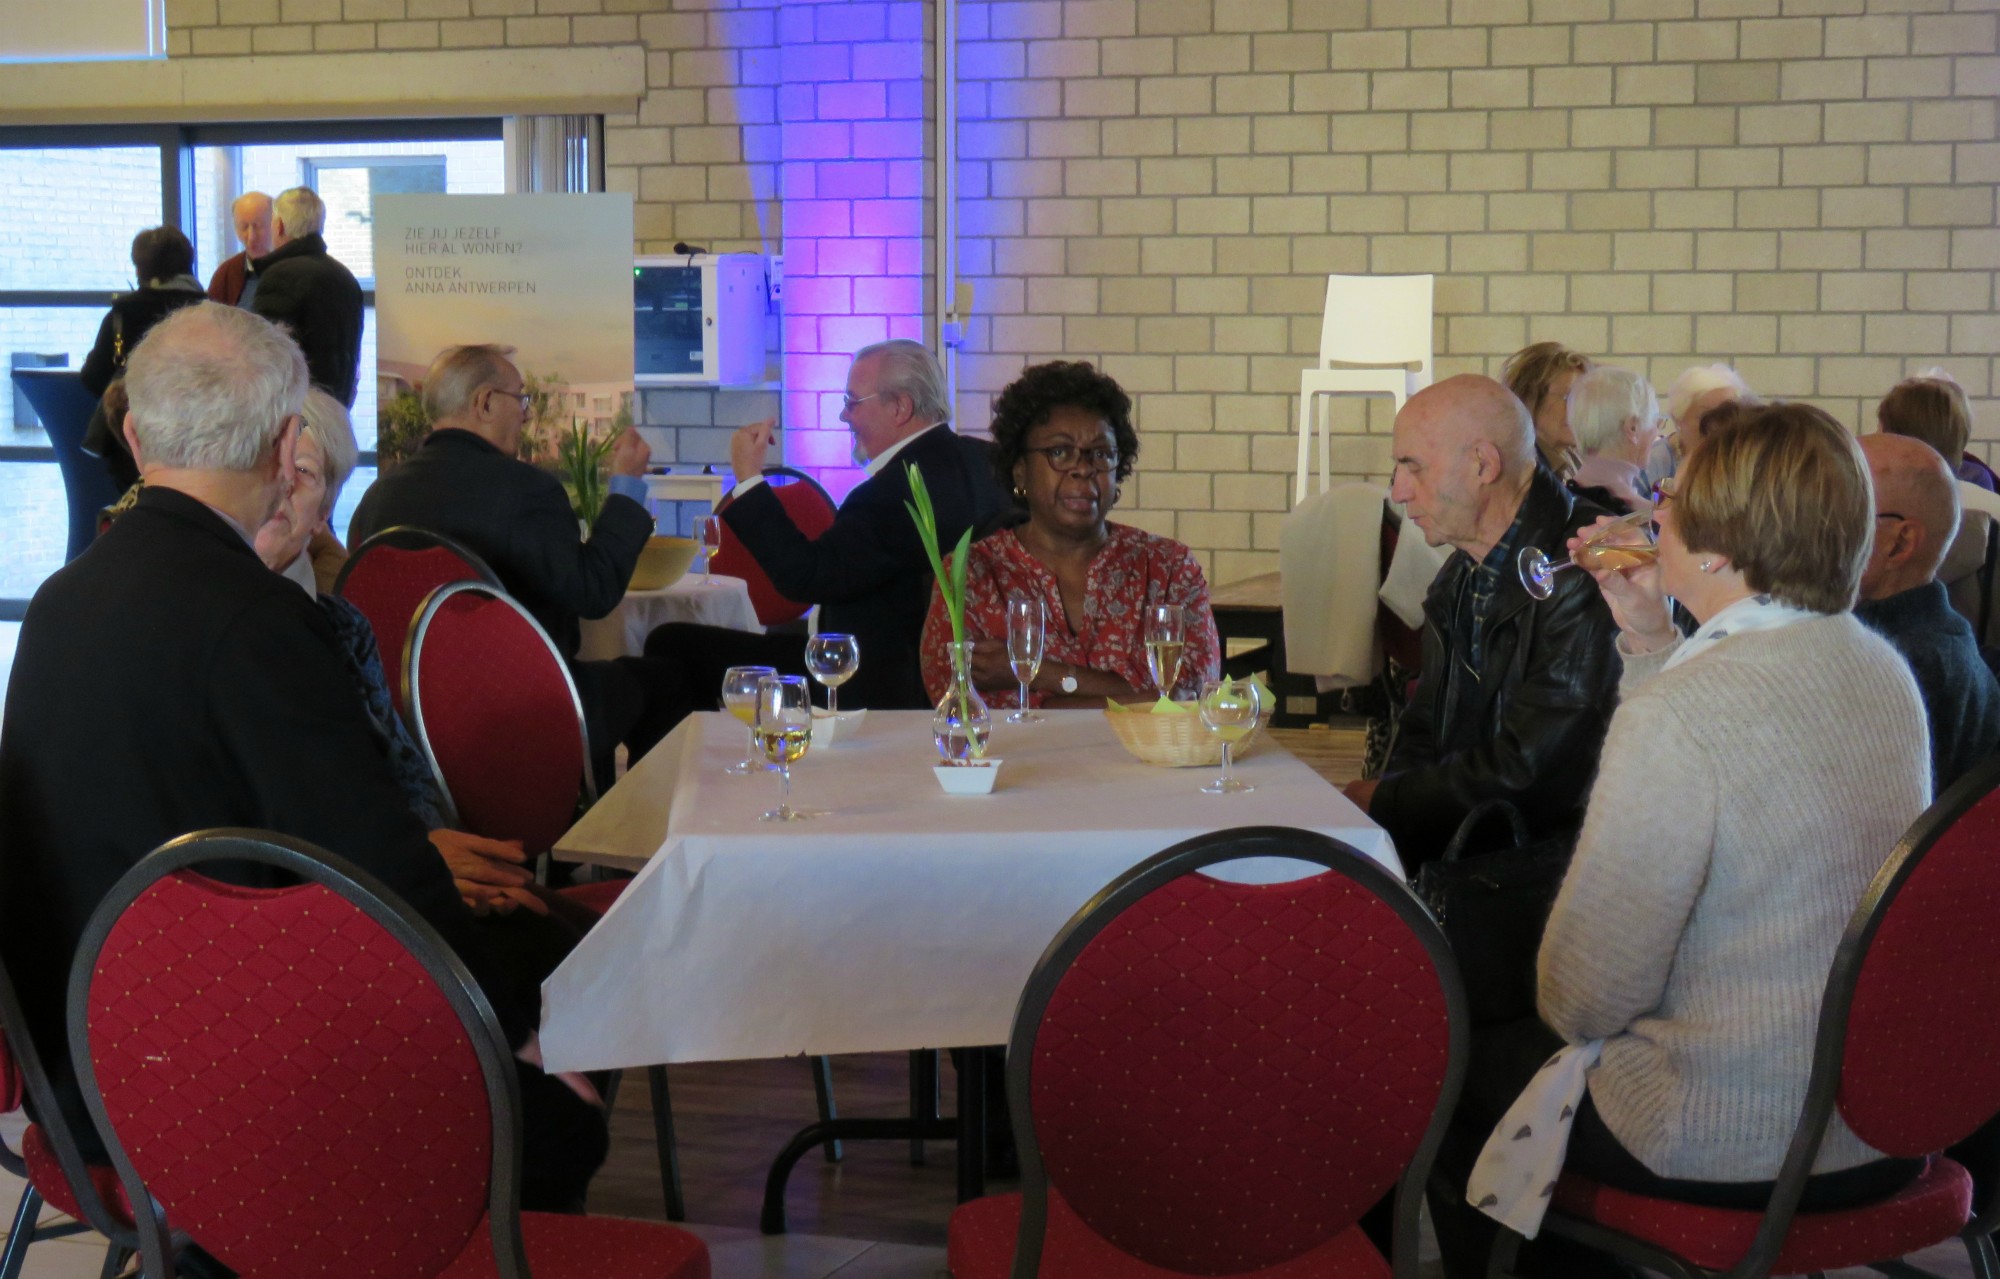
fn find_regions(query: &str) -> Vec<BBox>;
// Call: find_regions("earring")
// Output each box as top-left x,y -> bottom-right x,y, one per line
1012,485 -> 1026,502
1112,485 -> 1123,504
1701,559 -> 1715,573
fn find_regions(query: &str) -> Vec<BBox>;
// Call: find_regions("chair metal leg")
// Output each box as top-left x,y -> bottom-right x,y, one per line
909,1048 -> 940,1166
809,1055 -> 842,1163
0,1184 -> 43,1279
1971,1230 -> 2000,1279
646,1064 -> 686,1222
97,1245 -> 132,1279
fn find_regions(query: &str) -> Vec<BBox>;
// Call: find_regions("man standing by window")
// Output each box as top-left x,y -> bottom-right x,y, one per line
207,189 -> 272,307
251,185 -> 364,407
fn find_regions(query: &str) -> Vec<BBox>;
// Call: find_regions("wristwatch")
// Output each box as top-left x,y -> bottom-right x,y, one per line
1059,667 -> 1079,694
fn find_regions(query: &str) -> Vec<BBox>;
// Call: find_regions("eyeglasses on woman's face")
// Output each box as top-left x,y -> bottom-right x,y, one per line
1026,443 -> 1119,474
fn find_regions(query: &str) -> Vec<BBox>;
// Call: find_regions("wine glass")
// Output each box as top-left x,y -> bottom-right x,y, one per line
720,664 -> 778,776
804,632 -> 860,717
754,674 -> 814,822
1198,677 -> 1266,796
700,514 -> 723,584
1516,508 -> 1657,600
1143,604 -> 1186,699
1005,593 -> 1045,724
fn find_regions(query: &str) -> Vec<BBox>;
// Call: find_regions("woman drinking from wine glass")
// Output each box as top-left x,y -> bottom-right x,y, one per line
918,360 -> 1220,709
1427,402 -> 1932,1279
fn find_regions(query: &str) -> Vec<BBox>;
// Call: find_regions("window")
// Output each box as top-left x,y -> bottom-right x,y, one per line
0,120 -> 505,617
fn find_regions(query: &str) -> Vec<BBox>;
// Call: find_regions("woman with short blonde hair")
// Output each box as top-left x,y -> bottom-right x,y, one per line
1567,366 -> 1660,513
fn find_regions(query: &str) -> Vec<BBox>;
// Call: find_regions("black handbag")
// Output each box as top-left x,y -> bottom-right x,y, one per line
1413,800 -> 1574,1026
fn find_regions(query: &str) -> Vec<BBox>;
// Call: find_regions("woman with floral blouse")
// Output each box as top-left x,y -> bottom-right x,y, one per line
920,360 -> 1220,709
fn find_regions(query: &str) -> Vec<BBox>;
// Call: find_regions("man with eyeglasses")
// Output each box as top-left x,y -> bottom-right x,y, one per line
350,343 -> 672,786
643,338 -> 1011,717
1853,432 -> 2000,794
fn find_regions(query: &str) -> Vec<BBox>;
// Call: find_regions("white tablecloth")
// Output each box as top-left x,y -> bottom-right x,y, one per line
577,574 -> 762,661
539,709 -> 1399,1073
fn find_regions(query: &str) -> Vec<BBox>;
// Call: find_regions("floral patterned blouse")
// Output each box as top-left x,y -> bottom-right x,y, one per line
920,523 -> 1222,708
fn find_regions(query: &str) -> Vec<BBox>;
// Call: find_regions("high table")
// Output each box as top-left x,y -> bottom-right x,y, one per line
576,573 -> 762,661
540,709 -> 1397,1227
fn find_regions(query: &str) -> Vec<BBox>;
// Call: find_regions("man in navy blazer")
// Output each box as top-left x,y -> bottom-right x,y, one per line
646,339 -> 1011,717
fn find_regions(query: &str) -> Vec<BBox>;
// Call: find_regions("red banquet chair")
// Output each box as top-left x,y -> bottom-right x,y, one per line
0,956 -> 141,1279
66,828 -> 711,1279
406,580 -> 703,1219
947,825 -> 1469,1279
1491,752 -> 2000,1279
333,527 -> 500,717
710,466 -> 837,628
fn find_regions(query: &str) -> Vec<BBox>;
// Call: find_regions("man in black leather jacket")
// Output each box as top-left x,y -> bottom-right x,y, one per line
1344,374 -> 1621,865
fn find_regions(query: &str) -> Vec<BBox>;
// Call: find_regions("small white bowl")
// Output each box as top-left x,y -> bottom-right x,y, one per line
810,708 -> 866,748
933,759 -> 1003,795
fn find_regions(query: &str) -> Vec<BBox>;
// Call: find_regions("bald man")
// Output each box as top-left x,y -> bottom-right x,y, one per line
1344,374 -> 1621,862
207,190 -> 272,306
1856,433 -> 2000,793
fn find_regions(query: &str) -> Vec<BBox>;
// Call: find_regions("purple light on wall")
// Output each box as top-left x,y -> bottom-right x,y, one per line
778,0 -> 929,502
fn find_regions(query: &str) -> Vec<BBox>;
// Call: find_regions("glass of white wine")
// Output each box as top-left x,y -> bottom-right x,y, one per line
1144,603 -> 1187,699
1517,508 -> 1657,600
754,674 -> 814,822
1198,677 -> 1266,796
720,664 -> 778,776
804,632 -> 860,718
1005,593 -> 1045,723
701,515 -> 723,584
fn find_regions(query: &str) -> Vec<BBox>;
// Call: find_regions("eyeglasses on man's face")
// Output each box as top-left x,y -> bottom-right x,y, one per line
841,391 -> 883,412
1027,443 -> 1119,474
486,386 -> 532,412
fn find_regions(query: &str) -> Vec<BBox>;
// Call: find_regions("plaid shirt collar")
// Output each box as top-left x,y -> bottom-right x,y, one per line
1463,506 -> 1531,667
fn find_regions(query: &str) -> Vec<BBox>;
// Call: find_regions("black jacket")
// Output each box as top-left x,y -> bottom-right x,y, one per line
78,281 -> 207,398
250,233 -> 364,406
348,428 -> 654,661
0,487 -> 523,1158
1856,580 -> 2000,795
1373,469 -> 1621,862
723,426 -> 1012,709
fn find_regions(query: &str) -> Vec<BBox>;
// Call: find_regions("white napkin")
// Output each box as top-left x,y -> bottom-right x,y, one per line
1466,1040 -> 1603,1239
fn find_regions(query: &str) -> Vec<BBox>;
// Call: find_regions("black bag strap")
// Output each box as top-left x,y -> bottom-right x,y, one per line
1439,799 -> 1530,863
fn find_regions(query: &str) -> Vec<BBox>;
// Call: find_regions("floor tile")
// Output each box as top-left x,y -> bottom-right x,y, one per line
692,1227 -> 873,1279
828,1240 -> 949,1278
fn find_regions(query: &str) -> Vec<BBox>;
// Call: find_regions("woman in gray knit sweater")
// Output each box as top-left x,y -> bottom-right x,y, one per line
1547,404 -> 1929,1193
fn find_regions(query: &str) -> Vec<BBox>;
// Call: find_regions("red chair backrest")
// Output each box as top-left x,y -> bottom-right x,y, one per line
407,582 -> 591,854
712,467 -> 838,626
0,1025 -> 20,1117
334,528 -> 498,715
1837,758 -> 2000,1156
1015,826 -> 1464,1275
75,845 -> 498,1279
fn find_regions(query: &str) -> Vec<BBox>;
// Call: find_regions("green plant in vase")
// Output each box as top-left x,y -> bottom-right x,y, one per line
557,418 -> 617,526
906,463 -> 990,761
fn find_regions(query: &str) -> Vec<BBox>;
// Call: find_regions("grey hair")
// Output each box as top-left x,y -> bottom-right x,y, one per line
299,387 -> 359,516
423,343 -> 519,422
1569,366 -> 1659,456
855,338 -> 951,427
1664,363 -> 1751,422
125,302 -> 308,472
274,186 -> 326,239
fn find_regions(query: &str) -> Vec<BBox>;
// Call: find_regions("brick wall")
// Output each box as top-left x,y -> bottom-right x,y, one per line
143,0 -> 2000,582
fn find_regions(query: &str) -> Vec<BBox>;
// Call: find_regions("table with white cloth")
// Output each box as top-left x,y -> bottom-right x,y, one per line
539,708 -> 1398,1224
576,573 -> 762,661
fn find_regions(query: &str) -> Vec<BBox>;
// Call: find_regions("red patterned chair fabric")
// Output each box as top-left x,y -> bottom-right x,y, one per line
334,530 -> 497,717
75,844 -> 707,1279
1550,1159 -> 1970,1275
20,1124 -> 133,1227
949,832 -> 1460,1278
1533,762 -> 2000,1277
0,1026 -> 19,1116
408,584 -> 590,856
711,467 -> 838,627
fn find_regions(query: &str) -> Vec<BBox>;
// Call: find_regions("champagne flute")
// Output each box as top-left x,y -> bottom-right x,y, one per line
1143,604 -> 1187,699
754,674 -> 814,822
1005,593 -> 1046,724
720,664 -> 778,776
1198,677 -> 1266,796
701,514 -> 723,584
1516,508 -> 1658,600
804,632 -> 860,717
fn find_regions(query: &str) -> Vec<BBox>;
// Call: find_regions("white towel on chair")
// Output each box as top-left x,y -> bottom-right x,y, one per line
1466,1040 -> 1604,1240
1280,482 -> 1387,689
1379,507 -> 1451,631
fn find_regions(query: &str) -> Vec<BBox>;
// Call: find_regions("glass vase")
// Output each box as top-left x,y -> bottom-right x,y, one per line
932,640 -> 992,763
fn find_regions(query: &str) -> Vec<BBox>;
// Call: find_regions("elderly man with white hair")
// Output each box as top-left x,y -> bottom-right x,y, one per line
207,189 -> 273,306
250,184 -> 364,407
1567,366 -> 1661,514
0,303 -> 609,1215
1662,363 -> 1752,464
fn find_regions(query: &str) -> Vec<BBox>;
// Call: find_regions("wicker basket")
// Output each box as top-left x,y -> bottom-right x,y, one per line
1104,703 -> 1262,768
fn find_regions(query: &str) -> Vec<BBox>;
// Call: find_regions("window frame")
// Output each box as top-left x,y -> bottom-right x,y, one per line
0,117 -> 504,614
